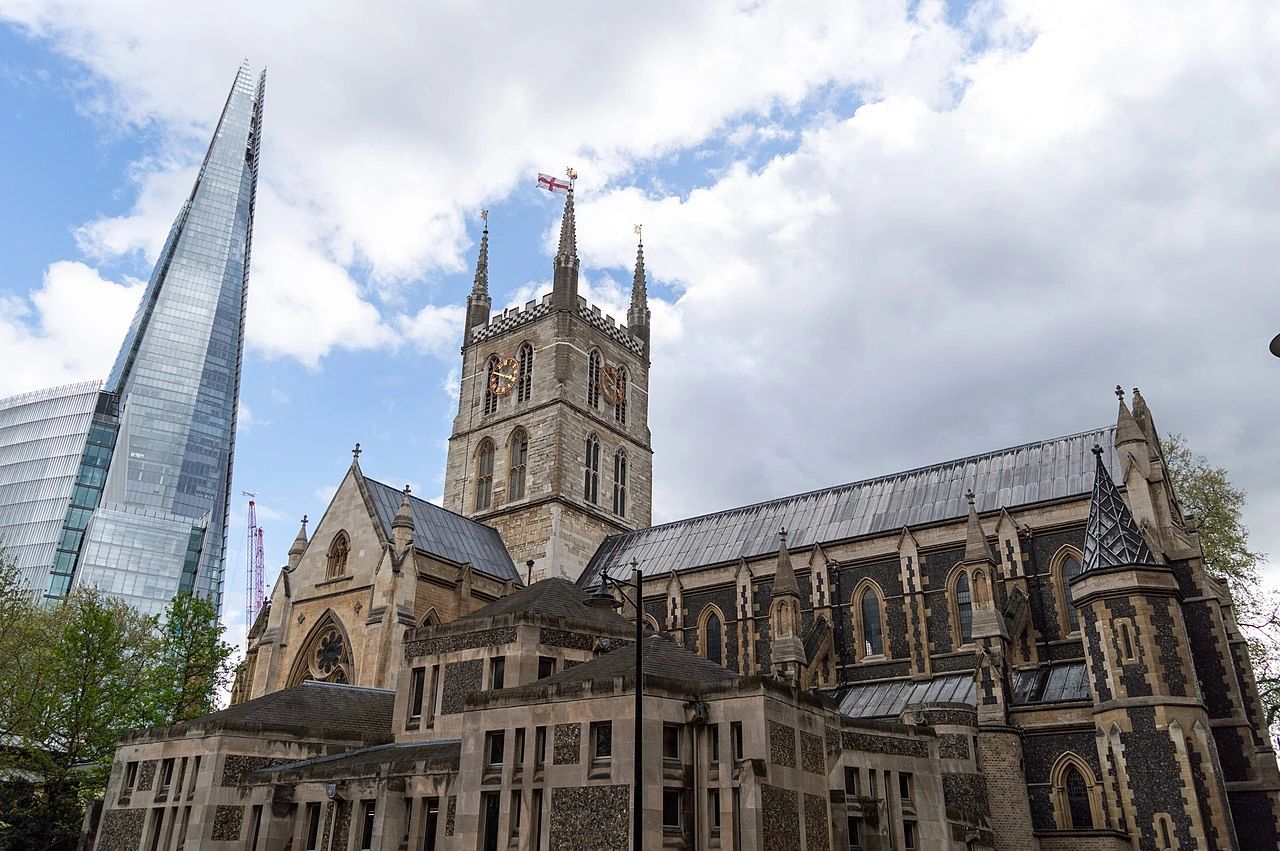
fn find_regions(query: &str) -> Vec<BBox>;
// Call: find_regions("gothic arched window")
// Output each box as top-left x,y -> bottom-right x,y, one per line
483,354 -> 500,415
588,349 -> 602,409
475,440 -> 495,511
1054,548 -> 1085,634
854,582 -> 885,659
1051,754 -> 1101,831
583,434 -> 600,504
954,570 -> 973,646
701,608 -> 724,666
1065,766 -> 1092,828
326,532 -> 350,579
509,429 -> 528,501
517,341 -> 534,403
612,449 -> 627,516
614,366 -> 628,425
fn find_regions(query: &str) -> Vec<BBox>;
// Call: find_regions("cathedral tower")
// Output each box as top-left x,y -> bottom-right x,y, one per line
443,186 -> 653,581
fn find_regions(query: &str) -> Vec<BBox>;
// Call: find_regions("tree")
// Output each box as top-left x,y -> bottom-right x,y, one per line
1164,434 -> 1280,733
147,593 -> 235,726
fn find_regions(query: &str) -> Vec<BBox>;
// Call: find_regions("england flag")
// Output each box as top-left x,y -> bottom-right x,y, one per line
537,173 -> 572,194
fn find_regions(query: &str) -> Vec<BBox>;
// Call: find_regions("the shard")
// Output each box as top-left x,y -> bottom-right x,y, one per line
0,64 -> 265,614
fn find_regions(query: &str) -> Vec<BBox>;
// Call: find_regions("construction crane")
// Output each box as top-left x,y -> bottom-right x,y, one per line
243,491 -> 265,626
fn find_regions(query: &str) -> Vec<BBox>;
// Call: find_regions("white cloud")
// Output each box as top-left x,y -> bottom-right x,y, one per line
4,0 -> 1280,579
0,261 -> 142,396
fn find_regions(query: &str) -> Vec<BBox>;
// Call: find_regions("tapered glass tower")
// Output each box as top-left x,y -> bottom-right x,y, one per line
0,64 -> 265,615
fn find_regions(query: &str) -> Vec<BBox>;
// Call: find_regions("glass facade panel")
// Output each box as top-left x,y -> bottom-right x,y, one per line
0,382 -> 101,596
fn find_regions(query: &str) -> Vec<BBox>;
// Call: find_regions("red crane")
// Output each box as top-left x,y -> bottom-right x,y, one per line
244,492 -> 265,626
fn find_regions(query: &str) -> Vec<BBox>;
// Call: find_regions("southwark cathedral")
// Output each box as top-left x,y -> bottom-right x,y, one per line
87,188 -> 1280,851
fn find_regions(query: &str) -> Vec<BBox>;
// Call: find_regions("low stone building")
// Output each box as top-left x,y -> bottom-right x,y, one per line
87,188 -> 1280,849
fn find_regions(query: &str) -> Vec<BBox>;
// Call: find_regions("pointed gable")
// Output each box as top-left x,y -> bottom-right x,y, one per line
1083,446 -> 1157,571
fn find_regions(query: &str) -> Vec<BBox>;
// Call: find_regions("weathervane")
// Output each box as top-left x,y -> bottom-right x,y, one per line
634,223 -> 643,242
566,165 -> 578,183
480,208 -> 489,224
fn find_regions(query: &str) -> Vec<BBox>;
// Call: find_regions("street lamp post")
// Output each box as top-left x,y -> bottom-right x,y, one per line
588,559 -> 645,850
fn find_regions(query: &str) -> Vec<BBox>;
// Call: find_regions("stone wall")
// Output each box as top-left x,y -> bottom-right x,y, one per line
548,785 -> 629,850
440,659 -> 483,715
761,785 -> 799,851
96,809 -> 144,851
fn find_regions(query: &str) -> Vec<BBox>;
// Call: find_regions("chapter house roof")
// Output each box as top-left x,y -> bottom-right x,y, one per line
582,425 -> 1119,584
364,476 -> 520,583
535,634 -> 739,690
155,681 -> 394,739
459,577 -> 633,629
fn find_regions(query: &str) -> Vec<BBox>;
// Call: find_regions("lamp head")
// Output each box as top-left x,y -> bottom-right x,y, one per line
586,577 -> 623,609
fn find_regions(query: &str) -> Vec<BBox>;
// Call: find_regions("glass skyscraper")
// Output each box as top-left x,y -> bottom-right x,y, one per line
0,64 -> 265,615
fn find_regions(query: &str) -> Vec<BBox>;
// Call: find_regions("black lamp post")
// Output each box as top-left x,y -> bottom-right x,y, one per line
587,559 -> 644,850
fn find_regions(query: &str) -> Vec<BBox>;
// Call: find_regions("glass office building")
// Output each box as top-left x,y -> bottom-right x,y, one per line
0,64 -> 265,615
0,382 -> 105,594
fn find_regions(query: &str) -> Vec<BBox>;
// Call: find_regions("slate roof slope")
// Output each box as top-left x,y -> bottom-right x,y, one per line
459,577 -> 633,629
536,634 -> 738,690
582,426 -> 1118,584
254,740 -> 461,780
164,681 -> 394,738
364,476 -> 519,583
836,674 -> 976,719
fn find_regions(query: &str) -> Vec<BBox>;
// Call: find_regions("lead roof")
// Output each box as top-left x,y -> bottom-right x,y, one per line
458,577 -> 633,628
364,476 -> 520,583
582,426 -> 1119,583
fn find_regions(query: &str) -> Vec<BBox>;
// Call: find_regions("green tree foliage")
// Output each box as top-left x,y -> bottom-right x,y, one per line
0,553 -> 235,851
148,593 -> 235,726
1164,434 -> 1280,731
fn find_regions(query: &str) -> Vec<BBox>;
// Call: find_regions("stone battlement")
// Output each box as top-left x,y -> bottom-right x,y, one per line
469,294 -> 644,357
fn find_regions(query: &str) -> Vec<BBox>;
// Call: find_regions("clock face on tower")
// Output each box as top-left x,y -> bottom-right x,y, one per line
600,363 -> 626,405
488,356 -> 519,396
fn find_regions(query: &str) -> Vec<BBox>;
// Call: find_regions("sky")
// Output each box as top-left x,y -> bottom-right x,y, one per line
1,1 -> 1278,651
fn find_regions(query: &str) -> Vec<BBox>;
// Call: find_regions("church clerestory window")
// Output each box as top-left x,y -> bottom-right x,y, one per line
612,449 -> 627,516
855,583 -> 885,659
1056,549 -> 1085,633
517,342 -> 534,403
588,349 -> 602,409
1065,766 -> 1093,829
701,609 -> 724,666
954,570 -> 973,646
509,429 -> 528,501
475,440 -> 495,511
326,532 -> 349,579
484,355 -> 500,415
584,434 -> 600,504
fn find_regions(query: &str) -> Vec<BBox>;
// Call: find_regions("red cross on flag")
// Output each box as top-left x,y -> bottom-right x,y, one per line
537,173 -> 572,194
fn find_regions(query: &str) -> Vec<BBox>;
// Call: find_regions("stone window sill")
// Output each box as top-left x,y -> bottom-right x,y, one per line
316,575 -> 353,588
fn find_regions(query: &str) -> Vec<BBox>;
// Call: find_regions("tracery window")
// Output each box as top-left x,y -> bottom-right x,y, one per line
509,429 -> 528,501
1065,767 -> 1093,828
583,434 -> 600,504
517,342 -> 534,403
612,449 -> 627,516
588,349 -> 602,409
288,615 -> 352,686
326,532 -> 350,579
475,440 -> 495,511
854,582 -> 885,659
483,354 -> 500,415
614,366 -> 628,424
954,570 -> 973,646
701,609 -> 724,666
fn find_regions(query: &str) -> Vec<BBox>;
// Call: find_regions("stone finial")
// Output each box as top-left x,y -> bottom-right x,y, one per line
963,490 -> 995,564
352,442 -> 362,463
288,514 -> 308,568
466,216 -> 493,331
1131,387 -> 1158,445
772,527 -> 800,599
551,180 -> 580,308
1114,391 -> 1146,448
1083,445 -> 1157,571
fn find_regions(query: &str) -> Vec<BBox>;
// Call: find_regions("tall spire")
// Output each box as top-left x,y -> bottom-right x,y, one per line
1083,445 -> 1156,571
465,211 -> 492,332
963,490 -> 995,563
628,225 -> 651,354
551,170 -> 580,309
